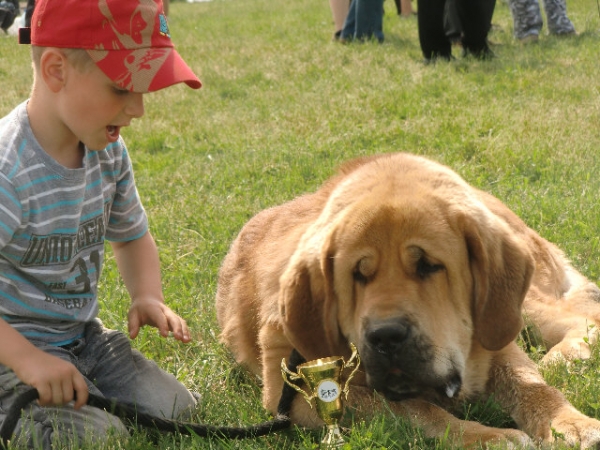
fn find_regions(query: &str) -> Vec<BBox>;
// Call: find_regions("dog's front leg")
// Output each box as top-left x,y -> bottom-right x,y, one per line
258,325 -> 324,427
340,388 -> 530,448
398,397 -> 533,448
488,342 -> 600,448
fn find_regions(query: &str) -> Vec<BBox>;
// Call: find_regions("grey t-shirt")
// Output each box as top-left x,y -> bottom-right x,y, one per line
0,101 -> 148,345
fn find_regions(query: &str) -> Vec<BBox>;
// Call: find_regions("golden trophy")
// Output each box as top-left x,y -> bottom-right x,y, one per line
281,343 -> 360,448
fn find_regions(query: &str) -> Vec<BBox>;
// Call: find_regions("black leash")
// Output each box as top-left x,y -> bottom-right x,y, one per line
0,349 -> 306,448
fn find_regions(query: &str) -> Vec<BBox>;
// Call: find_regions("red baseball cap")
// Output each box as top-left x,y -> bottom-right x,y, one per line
20,0 -> 201,93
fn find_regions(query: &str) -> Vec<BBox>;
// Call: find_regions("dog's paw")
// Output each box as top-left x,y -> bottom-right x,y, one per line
495,429 -> 536,449
541,338 -> 592,366
551,412 -> 600,449
461,426 -> 534,449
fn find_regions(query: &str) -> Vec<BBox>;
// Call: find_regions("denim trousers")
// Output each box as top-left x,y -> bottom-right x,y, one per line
340,0 -> 385,42
0,319 -> 196,449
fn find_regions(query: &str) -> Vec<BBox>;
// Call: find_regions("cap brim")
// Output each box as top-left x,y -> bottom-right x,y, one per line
88,47 -> 201,93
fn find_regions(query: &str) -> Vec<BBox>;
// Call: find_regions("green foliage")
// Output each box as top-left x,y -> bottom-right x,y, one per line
2,0 -> 600,447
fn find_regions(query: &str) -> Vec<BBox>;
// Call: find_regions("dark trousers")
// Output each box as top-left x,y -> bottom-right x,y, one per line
417,0 -> 496,59
24,0 -> 34,27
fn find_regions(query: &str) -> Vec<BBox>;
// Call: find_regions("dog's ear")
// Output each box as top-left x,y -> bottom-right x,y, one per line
462,211 -> 534,351
278,230 -> 344,361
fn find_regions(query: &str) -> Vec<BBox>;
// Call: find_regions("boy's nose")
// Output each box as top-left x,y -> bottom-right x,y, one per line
125,93 -> 145,118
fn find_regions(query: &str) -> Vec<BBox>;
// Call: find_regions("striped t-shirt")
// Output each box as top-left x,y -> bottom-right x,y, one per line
0,101 -> 148,346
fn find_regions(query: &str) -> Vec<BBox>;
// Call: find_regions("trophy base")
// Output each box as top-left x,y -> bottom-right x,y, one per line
321,424 -> 345,448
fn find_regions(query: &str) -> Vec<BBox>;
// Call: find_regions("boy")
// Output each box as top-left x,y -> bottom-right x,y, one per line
0,0 -> 202,447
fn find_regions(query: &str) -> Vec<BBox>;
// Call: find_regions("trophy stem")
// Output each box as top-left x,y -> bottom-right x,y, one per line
321,423 -> 345,448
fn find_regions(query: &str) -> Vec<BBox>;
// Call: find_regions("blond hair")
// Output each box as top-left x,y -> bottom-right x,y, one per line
31,47 -> 94,72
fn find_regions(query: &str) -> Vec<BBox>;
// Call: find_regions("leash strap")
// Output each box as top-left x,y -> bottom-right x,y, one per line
0,349 -> 305,448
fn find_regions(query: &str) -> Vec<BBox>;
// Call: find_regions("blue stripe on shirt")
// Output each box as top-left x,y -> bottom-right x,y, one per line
0,292 -> 76,320
7,139 -> 26,179
15,174 -> 63,192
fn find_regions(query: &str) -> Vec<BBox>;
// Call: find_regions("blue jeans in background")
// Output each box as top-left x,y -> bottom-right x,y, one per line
340,0 -> 385,42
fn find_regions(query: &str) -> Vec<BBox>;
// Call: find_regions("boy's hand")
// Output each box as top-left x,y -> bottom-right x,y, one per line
128,297 -> 191,343
12,349 -> 89,409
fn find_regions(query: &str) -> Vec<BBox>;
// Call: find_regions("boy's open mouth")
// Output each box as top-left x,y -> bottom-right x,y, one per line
106,125 -> 120,142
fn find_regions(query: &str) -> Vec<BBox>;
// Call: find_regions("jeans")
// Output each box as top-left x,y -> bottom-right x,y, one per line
340,0 -> 385,42
0,319 -> 196,449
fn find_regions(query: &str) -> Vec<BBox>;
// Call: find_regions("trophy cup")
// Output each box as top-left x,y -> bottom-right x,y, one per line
281,343 -> 360,448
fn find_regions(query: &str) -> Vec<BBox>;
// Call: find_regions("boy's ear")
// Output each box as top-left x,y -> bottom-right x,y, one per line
39,49 -> 68,93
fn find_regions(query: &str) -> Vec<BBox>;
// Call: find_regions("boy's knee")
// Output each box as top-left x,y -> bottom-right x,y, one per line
172,390 -> 200,421
144,384 -> 198,421
11,403 -> 129,449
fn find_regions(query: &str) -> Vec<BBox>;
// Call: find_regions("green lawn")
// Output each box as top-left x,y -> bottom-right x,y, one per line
2,0 -> 600,447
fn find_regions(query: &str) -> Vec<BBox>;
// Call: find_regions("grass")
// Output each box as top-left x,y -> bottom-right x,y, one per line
2,0 -> 600,447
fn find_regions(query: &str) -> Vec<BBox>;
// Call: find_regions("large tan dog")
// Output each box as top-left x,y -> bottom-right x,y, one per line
216,152 -> 600,448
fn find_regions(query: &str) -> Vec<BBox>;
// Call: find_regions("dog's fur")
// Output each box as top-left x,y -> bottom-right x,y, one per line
216,153 -> 600,447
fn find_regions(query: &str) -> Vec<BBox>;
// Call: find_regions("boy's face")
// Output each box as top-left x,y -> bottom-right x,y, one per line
57,57 -> 145,151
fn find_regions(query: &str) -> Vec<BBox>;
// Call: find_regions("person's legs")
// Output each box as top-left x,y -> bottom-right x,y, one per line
400,0 -> 414,17
376,0 -> 385,40
455,0 -> 495,57
0,347 -> 129,449
354,0 -> 385,41
0,320 -> 195,449
508,0 -> 543,40
340,0 -> 357,40
10,402 -> 129,449
0,1 -> 16,33
330,0 -> 350,38
79,320 -> 197,420
417,0 -> 452,60
541,0 -> 575,35
443,0 -> 462,43
24,0 -> 35,27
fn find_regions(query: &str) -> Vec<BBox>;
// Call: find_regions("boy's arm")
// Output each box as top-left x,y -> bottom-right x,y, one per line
110,231 -> 191,343
0,317 -> 88,409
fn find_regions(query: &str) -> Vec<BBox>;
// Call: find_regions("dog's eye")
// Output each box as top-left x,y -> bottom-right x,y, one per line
353,269 -> 368,285
353,257 -> 375,285
416,258 -> 444,279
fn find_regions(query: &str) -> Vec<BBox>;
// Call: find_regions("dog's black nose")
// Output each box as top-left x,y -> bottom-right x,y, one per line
366,321 -> 411,356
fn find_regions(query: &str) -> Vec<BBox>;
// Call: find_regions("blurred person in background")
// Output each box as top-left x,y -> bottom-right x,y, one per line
394,0 -> 415,17
508,0 -> 575,43
0,0 -> 18,34
417,0 -> 495,61
339,0 -> 385,43
330,0 -> 350,40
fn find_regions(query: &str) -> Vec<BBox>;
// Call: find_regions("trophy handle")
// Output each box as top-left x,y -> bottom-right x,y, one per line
341,342 -> 361,400
281,358 -> 315,406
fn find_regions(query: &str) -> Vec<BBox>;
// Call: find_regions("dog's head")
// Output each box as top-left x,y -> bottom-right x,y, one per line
278,154 -> 534,402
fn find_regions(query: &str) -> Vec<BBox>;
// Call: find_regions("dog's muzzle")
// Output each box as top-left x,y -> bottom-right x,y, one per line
359,317 -> 463,402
